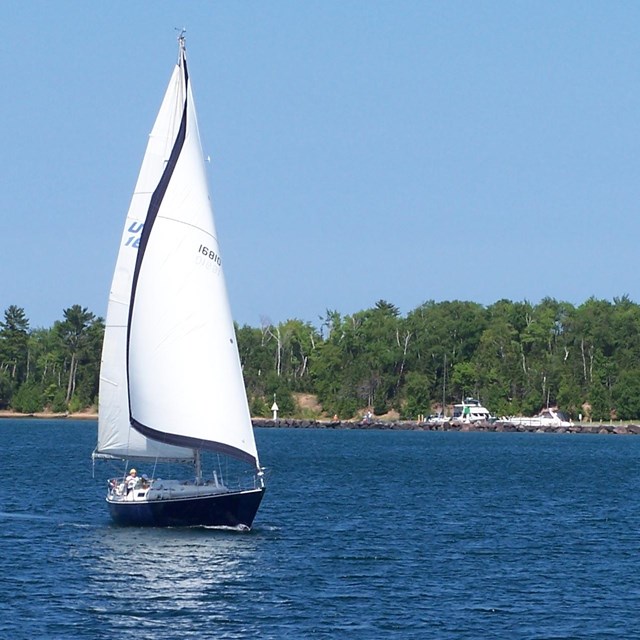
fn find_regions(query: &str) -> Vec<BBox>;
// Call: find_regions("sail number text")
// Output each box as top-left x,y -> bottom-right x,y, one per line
124,222 -> 144,249
198,244 -> 222,266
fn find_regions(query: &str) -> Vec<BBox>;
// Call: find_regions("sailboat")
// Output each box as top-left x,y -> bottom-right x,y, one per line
92,34 -> 265,529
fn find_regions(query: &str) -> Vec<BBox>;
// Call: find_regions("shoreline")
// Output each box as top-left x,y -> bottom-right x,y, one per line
0,410 -> 98,420
251,417 -> 640,435
2,411 -> 639,435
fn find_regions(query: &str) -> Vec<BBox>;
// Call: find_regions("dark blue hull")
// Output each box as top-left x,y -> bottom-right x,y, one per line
107,487 -> 265,528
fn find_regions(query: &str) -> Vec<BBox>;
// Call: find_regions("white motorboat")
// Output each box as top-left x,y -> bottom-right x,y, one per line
451,398 -> 494,424
507,408 -> 573,428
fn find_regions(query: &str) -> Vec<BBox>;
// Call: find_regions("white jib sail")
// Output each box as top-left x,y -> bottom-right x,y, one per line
126,44 -> 260,468
96,53 -> 195,461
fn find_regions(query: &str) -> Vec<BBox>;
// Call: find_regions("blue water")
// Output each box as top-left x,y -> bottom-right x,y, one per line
1,420 -> 639,639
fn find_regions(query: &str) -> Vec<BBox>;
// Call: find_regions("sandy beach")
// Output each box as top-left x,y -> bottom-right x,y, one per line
0,410 -> 98,420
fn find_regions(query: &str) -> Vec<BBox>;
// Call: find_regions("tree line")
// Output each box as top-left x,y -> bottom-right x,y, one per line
0,304 -> 103,413
2,296 -> 640,420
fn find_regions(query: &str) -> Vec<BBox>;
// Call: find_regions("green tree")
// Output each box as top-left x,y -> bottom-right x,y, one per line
0,369 -> 12,409
405,300 -> 486,410
72,318 -> 104,407
401,371 -> 433,419
588,379 -> 609,422
11,381 -> 43,413
473,300 -> 522,415
277,319 -> 320,390
556,373 -> 581,418
236,323 -> 274,398
0,305 -> 30,385
55,305 -> 98,405
612,369 -> 640,420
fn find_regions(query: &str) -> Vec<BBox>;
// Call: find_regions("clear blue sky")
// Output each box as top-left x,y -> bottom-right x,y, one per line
3,1 -> 640,330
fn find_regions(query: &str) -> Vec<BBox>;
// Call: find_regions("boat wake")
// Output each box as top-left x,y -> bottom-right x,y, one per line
0,508 -> 95,528
0,509 -> 56,522
201,524 -> 251,532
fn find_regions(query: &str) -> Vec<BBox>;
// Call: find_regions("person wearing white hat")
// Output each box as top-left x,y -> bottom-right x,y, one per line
125,468 -> 138,493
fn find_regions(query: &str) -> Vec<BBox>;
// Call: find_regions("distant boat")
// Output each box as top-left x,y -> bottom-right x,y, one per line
425,413 -> 447,425
451,398 -> 494,424
507,408 -> 573,429
92,34 -> 265,529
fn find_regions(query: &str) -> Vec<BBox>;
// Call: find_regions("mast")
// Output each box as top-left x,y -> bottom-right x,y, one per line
442,354 -> 447,417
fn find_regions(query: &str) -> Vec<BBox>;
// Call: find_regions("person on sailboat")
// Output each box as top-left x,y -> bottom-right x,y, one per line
125,469 -> 138,493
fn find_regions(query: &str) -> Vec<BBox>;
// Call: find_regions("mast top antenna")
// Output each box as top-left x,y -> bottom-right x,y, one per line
176,27 -> 187,48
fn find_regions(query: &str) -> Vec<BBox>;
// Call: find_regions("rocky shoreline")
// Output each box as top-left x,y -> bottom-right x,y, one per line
252,417 -> 640,435
2,411 -> 640,435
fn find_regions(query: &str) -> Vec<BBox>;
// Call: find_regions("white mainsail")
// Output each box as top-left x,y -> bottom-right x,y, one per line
97,40 -> 258,468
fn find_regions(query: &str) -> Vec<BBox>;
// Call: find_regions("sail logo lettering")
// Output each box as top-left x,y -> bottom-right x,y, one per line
124,222 -> 144,248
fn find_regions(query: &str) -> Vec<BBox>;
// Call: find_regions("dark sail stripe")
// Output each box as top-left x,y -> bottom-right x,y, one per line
131,418 -> 258,467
